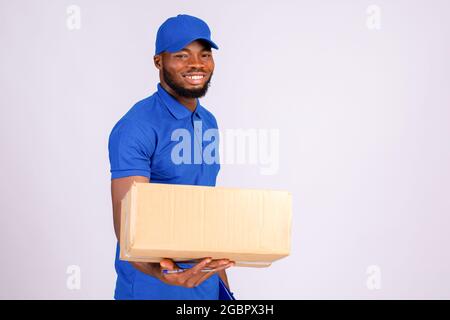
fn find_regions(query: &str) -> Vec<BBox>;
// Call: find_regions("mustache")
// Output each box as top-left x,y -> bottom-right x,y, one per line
163,68 -> 213,99
185,69 -> 207,73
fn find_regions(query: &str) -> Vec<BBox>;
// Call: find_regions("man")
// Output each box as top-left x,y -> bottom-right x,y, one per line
108,14 -> 234,300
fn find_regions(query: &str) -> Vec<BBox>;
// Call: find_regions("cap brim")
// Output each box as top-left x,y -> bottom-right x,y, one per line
163,37 -> 219,53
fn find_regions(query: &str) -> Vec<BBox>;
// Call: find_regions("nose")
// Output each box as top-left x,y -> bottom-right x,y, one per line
187,54 -> 204,69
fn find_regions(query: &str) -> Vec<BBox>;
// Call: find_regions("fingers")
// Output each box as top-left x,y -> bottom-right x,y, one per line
177,258 -> 212,288
194,260 -> 235,287
160,258 -> 177,271
203,259 -> 233,271
159,258 -> 235,289
183,258 -> 212,277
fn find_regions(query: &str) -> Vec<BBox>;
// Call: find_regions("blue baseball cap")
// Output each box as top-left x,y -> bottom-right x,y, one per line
155,14 -> 219,55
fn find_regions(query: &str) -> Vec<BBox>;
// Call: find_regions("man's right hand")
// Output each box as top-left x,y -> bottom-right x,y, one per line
131,258 -> 234,288
112,176 -> 234,289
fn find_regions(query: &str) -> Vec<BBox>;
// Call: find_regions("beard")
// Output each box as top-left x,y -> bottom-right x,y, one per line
163,68 -> 213,99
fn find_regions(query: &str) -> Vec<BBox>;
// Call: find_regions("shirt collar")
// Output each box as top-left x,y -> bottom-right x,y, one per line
157,83 -> 202,120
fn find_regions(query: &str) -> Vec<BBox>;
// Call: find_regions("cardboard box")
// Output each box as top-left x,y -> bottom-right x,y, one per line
119,182 -> 292,267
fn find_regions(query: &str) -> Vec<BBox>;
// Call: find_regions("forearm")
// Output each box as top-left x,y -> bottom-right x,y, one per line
130,261 -> 161,278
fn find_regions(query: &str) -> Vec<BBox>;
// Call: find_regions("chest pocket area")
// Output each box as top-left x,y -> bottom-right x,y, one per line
150,140 -> 194,181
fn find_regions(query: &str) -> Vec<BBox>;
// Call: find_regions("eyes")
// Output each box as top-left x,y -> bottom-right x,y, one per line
173,53 -> 212,60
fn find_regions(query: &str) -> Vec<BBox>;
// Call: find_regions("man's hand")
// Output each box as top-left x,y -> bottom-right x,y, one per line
157,257 -> 234,288
112,176 -> 233,289
131,257 -> 234,288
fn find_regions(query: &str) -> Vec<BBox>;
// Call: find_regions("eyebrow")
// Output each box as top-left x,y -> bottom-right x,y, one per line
178,47 -> 212,53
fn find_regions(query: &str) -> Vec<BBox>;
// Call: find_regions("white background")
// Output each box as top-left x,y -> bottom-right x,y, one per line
1,0 -> 449,299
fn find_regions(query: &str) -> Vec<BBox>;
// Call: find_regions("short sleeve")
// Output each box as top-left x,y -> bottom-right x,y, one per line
108,119 -> 156,179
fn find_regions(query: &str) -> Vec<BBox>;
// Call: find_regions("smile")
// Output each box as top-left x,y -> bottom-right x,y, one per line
183,75 -> 205,80
182,73 -> 207,85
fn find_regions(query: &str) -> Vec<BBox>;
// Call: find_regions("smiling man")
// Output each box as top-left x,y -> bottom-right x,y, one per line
108,14 -> 234,300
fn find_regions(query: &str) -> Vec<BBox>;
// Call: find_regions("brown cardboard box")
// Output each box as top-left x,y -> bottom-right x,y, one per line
119,182 -> 292,267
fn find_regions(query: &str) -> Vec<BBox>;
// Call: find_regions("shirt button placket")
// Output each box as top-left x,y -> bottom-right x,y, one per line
194,112 -> 205,178
192,113 -> 203,166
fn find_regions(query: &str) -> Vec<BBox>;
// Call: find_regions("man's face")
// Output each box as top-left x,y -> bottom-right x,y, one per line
156,40 -> 215,98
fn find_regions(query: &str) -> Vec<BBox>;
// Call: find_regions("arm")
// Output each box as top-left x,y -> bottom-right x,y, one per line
111,176 -> 234,287
111,175 -> 161,277
111,175 -> 149,241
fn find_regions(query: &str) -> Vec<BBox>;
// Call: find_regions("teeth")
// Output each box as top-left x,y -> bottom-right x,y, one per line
186,75 -> 204,80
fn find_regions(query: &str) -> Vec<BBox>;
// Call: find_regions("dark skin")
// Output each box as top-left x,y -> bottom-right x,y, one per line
153,40 -> 215,111
112,177 -> 234,289
111,41 -> 233,290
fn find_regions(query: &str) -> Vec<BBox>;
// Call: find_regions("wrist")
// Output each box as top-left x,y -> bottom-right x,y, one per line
148,263 -> 162,279
130,261 -> 161,278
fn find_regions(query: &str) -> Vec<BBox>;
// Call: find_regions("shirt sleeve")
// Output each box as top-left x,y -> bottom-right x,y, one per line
108,118 -> 156,179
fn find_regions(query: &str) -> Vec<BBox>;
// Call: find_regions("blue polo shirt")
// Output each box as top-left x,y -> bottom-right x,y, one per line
108,83 -> 221,300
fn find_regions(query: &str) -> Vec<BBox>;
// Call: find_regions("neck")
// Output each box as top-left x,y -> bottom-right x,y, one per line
160,81 -> 197,112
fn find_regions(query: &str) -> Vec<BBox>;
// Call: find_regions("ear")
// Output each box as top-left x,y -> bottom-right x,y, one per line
154,55 -> 162,70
